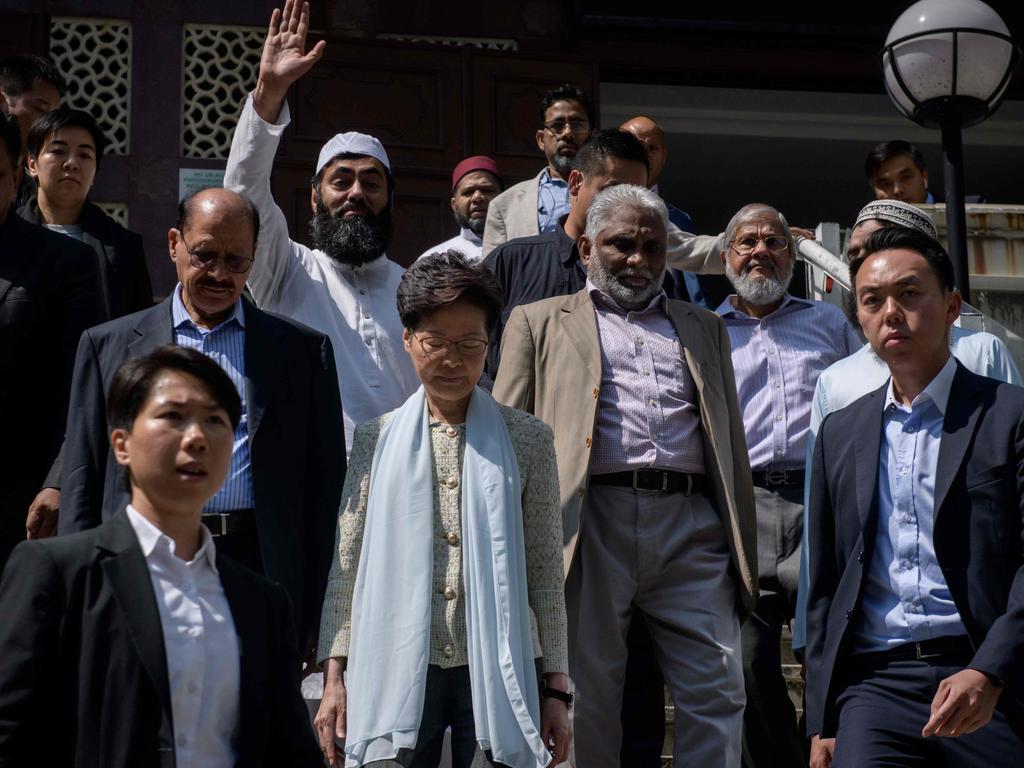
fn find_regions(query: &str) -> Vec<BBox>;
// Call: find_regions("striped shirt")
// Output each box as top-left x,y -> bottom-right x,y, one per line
171,284 -> 254,512
716,293 -> 860,470
536,168 -> 570,234
588,283 -> 705,475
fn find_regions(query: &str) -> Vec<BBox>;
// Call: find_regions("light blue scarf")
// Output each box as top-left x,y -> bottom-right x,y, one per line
345,386 -> 550,768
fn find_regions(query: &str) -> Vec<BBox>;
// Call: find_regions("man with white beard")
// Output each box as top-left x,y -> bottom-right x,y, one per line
715,204 -> 860,768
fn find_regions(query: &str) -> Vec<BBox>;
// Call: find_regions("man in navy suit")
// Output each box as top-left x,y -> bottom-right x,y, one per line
805,226 -> 1024,767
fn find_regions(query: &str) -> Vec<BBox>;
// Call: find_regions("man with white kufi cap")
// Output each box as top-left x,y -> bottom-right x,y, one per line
791,198 -> 1021,658
224,0 -> 418,453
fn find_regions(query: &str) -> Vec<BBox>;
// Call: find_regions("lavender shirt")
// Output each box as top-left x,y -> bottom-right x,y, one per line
588,283 -> 704,476
716,294 -> 860,470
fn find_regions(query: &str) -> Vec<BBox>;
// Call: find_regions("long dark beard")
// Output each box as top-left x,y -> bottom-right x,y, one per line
309,199 -> 393,266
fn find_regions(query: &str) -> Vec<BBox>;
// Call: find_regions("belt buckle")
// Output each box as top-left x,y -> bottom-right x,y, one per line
765,470 -> 788,486
683,473 -> 693,495
915,642 -> 942,660
204,513 -> 229,537
631,470 -> 665,492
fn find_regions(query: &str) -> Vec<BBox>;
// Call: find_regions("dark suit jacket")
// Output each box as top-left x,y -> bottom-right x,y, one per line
0,208 -> 101,565
58,295 -> 346,639
0,510 -> 322,767
806,362 -> 1024,738
19,197 -> 154,321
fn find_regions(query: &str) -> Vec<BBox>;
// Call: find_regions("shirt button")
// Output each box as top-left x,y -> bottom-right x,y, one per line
578,487 -> 585,497
636,338 -> 644,346
359,289 -> 366,295
363,312 -> 370,319
189,627 -> 201,638
443,586 -> 456,600
443,644 -> 455,658
445,426 -> 458,437
649,399 -> 656,406
642,370 -> 650,376
445,476 -> 459,489
446,532 -> 460,546
364,338 -> 373,346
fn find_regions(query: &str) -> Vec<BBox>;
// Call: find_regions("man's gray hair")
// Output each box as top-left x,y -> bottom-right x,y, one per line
722,203 -> 796,256
584,184 -> 669,243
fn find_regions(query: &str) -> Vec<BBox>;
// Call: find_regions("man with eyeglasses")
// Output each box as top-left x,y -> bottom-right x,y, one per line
481,84 -> 595,258
57,187 -> 346,674
715,203 -> 860,768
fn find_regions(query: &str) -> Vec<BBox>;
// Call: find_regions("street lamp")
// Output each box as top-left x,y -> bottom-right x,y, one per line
881,0 -> 1020,298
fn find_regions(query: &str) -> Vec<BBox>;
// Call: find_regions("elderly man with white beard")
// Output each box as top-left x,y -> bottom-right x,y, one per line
715,203 -> 860,768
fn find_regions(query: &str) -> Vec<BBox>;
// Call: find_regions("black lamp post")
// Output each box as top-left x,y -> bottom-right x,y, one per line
881,0 -> 1020,298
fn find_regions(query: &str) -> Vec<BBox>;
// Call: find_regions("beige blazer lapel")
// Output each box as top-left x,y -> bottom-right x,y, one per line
559,290 -> 601,387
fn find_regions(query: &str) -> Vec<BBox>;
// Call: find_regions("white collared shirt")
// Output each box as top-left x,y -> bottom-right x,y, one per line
416,227 -> 484,263
126,506 -> 240,768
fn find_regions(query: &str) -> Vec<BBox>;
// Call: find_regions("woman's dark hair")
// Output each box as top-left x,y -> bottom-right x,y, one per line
397,250 -> 504,333
849,226 -> 955,293
25,105 -> 107,165
0,113 -> 20,168
107,345 -> 242,432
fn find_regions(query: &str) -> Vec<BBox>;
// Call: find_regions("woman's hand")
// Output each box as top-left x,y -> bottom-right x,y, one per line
540,673 -> 572,766
314,658 -> 347,767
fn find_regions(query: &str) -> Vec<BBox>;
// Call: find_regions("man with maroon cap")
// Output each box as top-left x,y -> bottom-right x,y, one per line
418,155 -> 502,263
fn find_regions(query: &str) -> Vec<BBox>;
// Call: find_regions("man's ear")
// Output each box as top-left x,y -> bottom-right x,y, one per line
167,228 -> 179,261
111,428 -> 131,467
310,185 -> 319,216
922,170 -> 929,191
578,234 -> 593,267
25,153 -> 39,179
568,169 -> 583,199
402,327 -> 413,353
535,128 -> 546,154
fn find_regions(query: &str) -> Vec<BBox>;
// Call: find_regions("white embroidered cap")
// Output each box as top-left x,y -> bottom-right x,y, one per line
316,132 -> 390,175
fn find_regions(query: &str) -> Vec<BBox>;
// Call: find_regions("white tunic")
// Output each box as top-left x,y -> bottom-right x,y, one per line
417,227 -> 483,263
224,94 -> 419,452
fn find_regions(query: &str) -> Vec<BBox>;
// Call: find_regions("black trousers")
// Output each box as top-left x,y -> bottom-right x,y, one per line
832,656 -> 1024,766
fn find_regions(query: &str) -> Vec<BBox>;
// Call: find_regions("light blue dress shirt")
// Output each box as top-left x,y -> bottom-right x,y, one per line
792,327 -> 1022,650
537,168 -> 570,234
853,356 -> 967,652
171,285 -> 254,512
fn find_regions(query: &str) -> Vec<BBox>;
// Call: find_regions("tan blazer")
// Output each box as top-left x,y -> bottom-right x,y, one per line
481,169 -> 545,258
492,289 -> 757,614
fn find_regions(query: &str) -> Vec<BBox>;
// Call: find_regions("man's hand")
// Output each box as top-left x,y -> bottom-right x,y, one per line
253,0 -> 326,123
540,673 -> 572,766
25,488 -> 60,539
809,734 -> 835,768
922,668 -> 1001,738
791,226 -> 816,241
314,657 -> 347,766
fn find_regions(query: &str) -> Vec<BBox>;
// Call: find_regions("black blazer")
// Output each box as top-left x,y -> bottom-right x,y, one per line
0,510 -> 322,767
58,295 -> 346,639
0,208 -> 101,565
805,362 -> 1024,738
18,197 -> 154,320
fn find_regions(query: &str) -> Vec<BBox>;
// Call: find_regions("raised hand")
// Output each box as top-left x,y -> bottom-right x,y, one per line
253,0 -> 326,123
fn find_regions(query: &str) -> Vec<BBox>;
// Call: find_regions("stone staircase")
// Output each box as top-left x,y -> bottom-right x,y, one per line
660,626 -> 803,765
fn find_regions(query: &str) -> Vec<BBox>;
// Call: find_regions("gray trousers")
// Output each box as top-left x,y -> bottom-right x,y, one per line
566,485 -> 744,768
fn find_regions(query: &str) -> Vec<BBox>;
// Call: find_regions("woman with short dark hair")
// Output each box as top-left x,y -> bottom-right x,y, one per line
315,251 -> 571,768
19,106 -> 153,320
0,345 -> 322,767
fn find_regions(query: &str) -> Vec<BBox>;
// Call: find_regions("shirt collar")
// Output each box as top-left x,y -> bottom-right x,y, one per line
172,283 -> 245,331
459,227 -> 483,246
125,504 -> 219,574
715,292 -> 811,319
554,222 -> 580,266
883,354 -> 957,416
539,167 -> 568,187
586,278 -> 667,315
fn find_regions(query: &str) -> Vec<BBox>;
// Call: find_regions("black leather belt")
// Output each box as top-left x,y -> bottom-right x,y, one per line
590,470 -> 707,495
851,635 -> 974,665
752,469 -> 805,488
201,509 -> 257,537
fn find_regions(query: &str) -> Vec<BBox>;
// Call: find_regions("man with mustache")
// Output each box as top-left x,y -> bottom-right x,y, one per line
481,84 -> 595,259
417,155 -> 502,263
57,187 -> 345,672
224,0 -> 418,452
714,204 -> 860,768
494,184 -> 757,767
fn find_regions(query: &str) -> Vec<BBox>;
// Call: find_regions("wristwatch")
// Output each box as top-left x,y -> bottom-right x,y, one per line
541,685 -> 575,709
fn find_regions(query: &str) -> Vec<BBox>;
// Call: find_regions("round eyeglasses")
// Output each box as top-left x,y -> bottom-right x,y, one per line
730,236 -> 790,256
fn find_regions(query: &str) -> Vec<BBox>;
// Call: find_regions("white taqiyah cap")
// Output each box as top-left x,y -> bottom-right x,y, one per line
853,199 -> 937,239
316,132 -> 390,175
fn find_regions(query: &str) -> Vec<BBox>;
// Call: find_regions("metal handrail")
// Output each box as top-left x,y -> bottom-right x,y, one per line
795,236 -> 850,292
